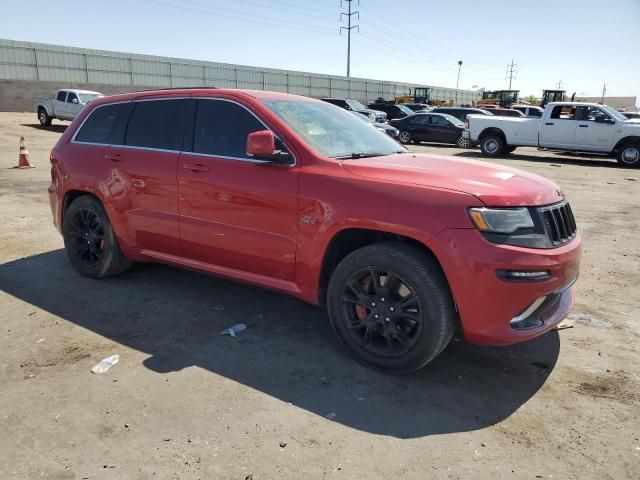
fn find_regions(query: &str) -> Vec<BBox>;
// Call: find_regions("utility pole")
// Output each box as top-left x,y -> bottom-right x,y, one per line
556,80 -> 563,89
455,60 -> 463,106
505,60 -> 518,89
340,0 -> 359,78
601,83 -> 607,104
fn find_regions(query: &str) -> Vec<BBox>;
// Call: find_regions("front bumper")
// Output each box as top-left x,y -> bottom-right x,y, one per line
430,228 -> 582,345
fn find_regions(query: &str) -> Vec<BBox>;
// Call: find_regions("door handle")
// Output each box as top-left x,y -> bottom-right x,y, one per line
578,124 -> 589,128
183,162 -> 209,172
105,153 -> 123,162
545,122 -> 554,125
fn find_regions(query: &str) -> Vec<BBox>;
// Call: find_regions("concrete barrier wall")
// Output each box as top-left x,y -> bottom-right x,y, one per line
0,79 -> 156,112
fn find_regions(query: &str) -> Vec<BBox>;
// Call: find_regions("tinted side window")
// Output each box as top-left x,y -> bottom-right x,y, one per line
125,100 -> 183,150
56,91 -> 67,102
67,92 -> 78,104
193,100 -> 265,159
550,106 -> 576,120
75,103 -> 133,145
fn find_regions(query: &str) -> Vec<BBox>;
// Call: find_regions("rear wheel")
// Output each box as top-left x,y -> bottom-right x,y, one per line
480,134 -> 505,157
616,142 -> 640,168
398,131 -> 413,144
327,243 -> 455,373
63,195 -> 131,278
38,108 -> 52,126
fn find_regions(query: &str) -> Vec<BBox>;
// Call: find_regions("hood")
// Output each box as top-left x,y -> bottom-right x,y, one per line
341,153 -> 564,207
362,108 -> 388,119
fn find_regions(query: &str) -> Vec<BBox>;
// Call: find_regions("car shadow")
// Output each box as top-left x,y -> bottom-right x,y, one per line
0,250 -> 560,439
453,150 -> 618,168
20,123 -> 68,134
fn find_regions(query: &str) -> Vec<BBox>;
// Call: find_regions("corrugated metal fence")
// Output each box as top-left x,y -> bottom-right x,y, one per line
0,38 -> 481,105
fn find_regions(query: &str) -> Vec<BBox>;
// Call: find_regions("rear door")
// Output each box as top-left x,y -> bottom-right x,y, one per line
429,115 -> 458,143
110,98 -> 185,255
407,115 -> 431,141
539,105 -> 578,149
573,106 -> 616,151
177,98 -> 300,281
53,90 -> 67,117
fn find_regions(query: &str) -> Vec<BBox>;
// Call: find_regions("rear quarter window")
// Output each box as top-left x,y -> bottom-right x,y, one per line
75,103 -> 133,145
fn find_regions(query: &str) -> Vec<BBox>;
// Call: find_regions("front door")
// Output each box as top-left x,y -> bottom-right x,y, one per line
539,105 -> 577,149
574,106 -> 616,151
54,90 -> 68,118
177,98 -> 300,281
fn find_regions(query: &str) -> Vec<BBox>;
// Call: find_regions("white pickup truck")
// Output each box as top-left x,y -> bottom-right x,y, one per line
465,102 -> 640,168
33,89 -> 104,126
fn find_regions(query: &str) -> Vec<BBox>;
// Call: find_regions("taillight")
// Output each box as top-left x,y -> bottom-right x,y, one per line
49,150 -> 58,165
464,119 -> 469,129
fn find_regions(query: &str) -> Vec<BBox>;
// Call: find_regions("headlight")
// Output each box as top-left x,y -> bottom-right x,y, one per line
368,113 -> 376,121
375,127 -> 386,133
469,207 -> 534,234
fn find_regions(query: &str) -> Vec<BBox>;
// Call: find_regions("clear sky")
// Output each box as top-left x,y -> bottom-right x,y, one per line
1,0 -> 639,101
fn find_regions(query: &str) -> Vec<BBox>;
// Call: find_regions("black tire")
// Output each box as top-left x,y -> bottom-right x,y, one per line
63,195 -> 131,278
480,134 -> 505,157
38,107 -> 52,126
398,130 -> 413,144
616,142 -> 640,168
456,135 -> 470,148
327,242 -> 455,373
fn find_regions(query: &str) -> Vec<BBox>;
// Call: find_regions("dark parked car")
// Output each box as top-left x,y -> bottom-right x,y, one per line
320,98 -> 387,123
478,107 -> 525,117
367,102 -> 416,120
403,103 -> 432,112
431,107 -> 493,122
391,113 -> 469,147
351,111 -> 399,138
622,111 -> 640,120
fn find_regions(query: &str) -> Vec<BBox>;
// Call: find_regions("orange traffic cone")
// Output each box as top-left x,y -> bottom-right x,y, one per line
17,137 -> 34,168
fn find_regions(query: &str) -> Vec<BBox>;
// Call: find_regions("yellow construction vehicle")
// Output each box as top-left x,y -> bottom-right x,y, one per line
540,89 -> 566,108
395,87 -> 435,105
476,90 -> 520,108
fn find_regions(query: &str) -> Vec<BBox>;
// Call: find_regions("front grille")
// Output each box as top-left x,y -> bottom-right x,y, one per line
538,202 -> 577,246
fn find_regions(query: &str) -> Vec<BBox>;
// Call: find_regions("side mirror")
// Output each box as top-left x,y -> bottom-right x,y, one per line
71,98 -> 78,104
246,130 -> 292,164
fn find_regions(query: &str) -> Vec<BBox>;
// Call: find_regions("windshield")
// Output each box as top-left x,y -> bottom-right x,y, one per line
397,104 -> 415,116
346,99 -> 367,111
600,105 -> 628,122
262,99 -> 407,158
77,93 -> 103,104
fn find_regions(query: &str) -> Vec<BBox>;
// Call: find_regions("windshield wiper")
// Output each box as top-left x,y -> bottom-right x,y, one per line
333,151 -> 406,159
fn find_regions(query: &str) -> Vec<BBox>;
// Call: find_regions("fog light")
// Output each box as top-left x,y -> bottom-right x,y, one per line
498,270 -> 550,281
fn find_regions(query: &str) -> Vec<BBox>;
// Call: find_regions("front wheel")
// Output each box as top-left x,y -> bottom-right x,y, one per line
38,108 -> 52,126
327,243 -> 456,373
480,134 -> 505,157
63,195 -> 132,278
456,135 -> 470,148
616,142 -> 640,168
398,131 -> 413,144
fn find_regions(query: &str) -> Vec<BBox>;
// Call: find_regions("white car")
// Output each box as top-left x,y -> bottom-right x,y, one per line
465,102 -> 640,168
33,89 -> 104,126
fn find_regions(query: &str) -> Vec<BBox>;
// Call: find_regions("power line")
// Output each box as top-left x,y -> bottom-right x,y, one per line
340,0 -> 359,77
505,60 -> 518,89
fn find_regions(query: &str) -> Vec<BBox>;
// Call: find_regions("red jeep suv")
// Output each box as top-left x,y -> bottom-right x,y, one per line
48,88 -> 581,372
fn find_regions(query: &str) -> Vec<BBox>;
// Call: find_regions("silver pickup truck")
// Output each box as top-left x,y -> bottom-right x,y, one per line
465,102 -> 640,168
33,89 -> 104,126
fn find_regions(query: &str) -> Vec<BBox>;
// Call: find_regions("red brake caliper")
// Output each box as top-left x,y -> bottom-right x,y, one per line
354,276 -> 372,321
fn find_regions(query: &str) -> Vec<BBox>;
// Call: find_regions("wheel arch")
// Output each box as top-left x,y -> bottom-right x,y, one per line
317,227 -> 452,309
478,127 -> 507,144
613,135 -> 640,152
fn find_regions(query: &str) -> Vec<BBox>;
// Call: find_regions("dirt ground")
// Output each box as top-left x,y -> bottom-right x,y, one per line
0,111 -> 638,480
